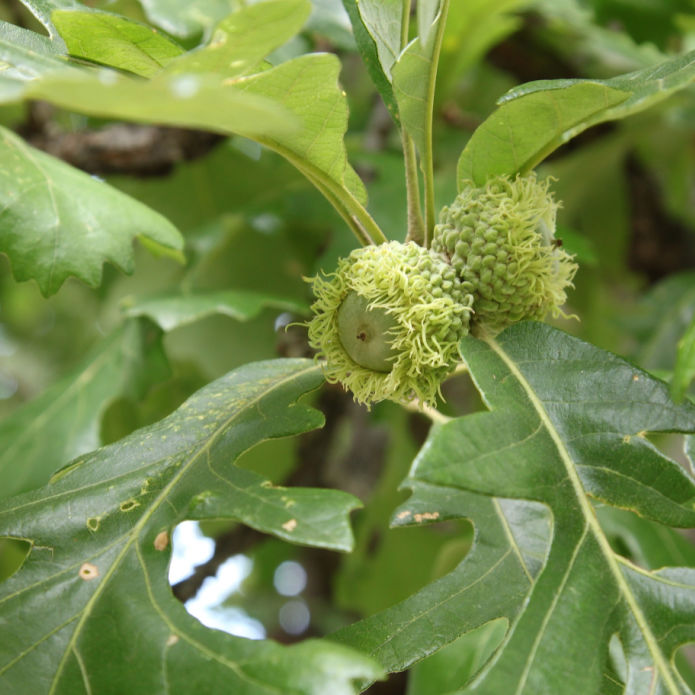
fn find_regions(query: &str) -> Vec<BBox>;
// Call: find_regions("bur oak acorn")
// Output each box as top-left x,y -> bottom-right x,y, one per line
306,174 -> 577,406
432,174 -> 578,336
307,241 -> 473,407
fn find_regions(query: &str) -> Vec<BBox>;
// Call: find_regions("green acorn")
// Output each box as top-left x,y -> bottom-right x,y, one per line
432,174 -> 578,336
307,241 -> 473,407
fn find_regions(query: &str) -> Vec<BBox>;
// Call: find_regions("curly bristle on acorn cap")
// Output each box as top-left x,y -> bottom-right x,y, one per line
307,241 -> 473,407
432,174 -> 578,336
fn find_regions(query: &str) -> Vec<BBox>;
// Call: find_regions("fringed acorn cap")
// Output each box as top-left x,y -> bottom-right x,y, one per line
432,174 -> 578,336
307,241 -> 473,407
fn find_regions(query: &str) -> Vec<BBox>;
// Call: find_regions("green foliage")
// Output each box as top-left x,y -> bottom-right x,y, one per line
0,359 -> 381,693
458,49 -> 695,185
0,126 -> 183,295
124,290 -> 307,331
1,1 -> 695,693
52,9 -> 183,77
0,319 -> 168,498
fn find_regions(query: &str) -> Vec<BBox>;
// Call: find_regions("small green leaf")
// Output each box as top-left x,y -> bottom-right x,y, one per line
167,0 -> 310,78
52,9 -> 183,77
0,126 -> 183,295
124,290 -> 308,331
137,0 -> 236,39
633,271 -> 695,377
673,315 -> 695,402
340,0 -> 402,120
0,320 -> 168,499
458,48 -> 695,185
436,0 -> 526,100
457,82 -> 629,186
391,0 -> 446,159
0,359 -> 381,693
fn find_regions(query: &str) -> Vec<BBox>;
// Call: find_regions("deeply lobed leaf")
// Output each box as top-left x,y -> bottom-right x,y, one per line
335,322 -> 695,694
0,359 -> 382,693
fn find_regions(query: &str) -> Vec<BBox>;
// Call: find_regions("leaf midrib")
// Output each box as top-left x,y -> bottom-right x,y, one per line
47,362 -> 321,694
488,335 -> 681,695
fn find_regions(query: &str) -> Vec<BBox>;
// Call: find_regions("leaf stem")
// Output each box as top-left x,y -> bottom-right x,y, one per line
255,137 -> 387,246
403,398 -> 451,424
400,0 -> 410,49
400,0 -> 426,245
422,0 -> 450,247
402,123 -> 426,246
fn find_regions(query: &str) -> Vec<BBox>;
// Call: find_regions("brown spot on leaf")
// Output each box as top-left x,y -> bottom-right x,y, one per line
79,562 -> 99,580
154,531 -> 169,551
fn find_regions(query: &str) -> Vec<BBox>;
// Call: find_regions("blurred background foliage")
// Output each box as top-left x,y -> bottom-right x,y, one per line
1,0 -> 694,691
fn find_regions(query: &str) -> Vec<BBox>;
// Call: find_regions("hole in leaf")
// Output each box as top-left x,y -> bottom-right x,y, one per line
273,560 -> 307,597
278,599 -> 310,635
168,521 -> 264,639
0,538 -> 31,583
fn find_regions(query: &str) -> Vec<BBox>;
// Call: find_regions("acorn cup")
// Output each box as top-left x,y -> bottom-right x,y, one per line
432,174 -> 578,336
306,241 -> 473,407
306,174 -> 577,407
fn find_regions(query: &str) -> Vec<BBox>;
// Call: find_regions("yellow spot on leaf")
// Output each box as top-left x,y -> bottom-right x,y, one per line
154,531 -> 169,551
120,499 -> 140,512
283,519 -> 297,532
166,634 -> 179,647
413,512 -> 440,524
79,562 -> 99,580
86,516 -> 101,531
396,510 -> 411,520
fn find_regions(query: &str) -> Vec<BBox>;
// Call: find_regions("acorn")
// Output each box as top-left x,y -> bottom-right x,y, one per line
306,241 -> 473,407
432,174 -> 577,336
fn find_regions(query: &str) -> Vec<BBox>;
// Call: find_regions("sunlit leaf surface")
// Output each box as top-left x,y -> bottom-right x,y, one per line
458,49 -> 695,185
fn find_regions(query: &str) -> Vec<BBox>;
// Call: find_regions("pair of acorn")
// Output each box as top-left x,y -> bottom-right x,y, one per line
307,174 -> 577,407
